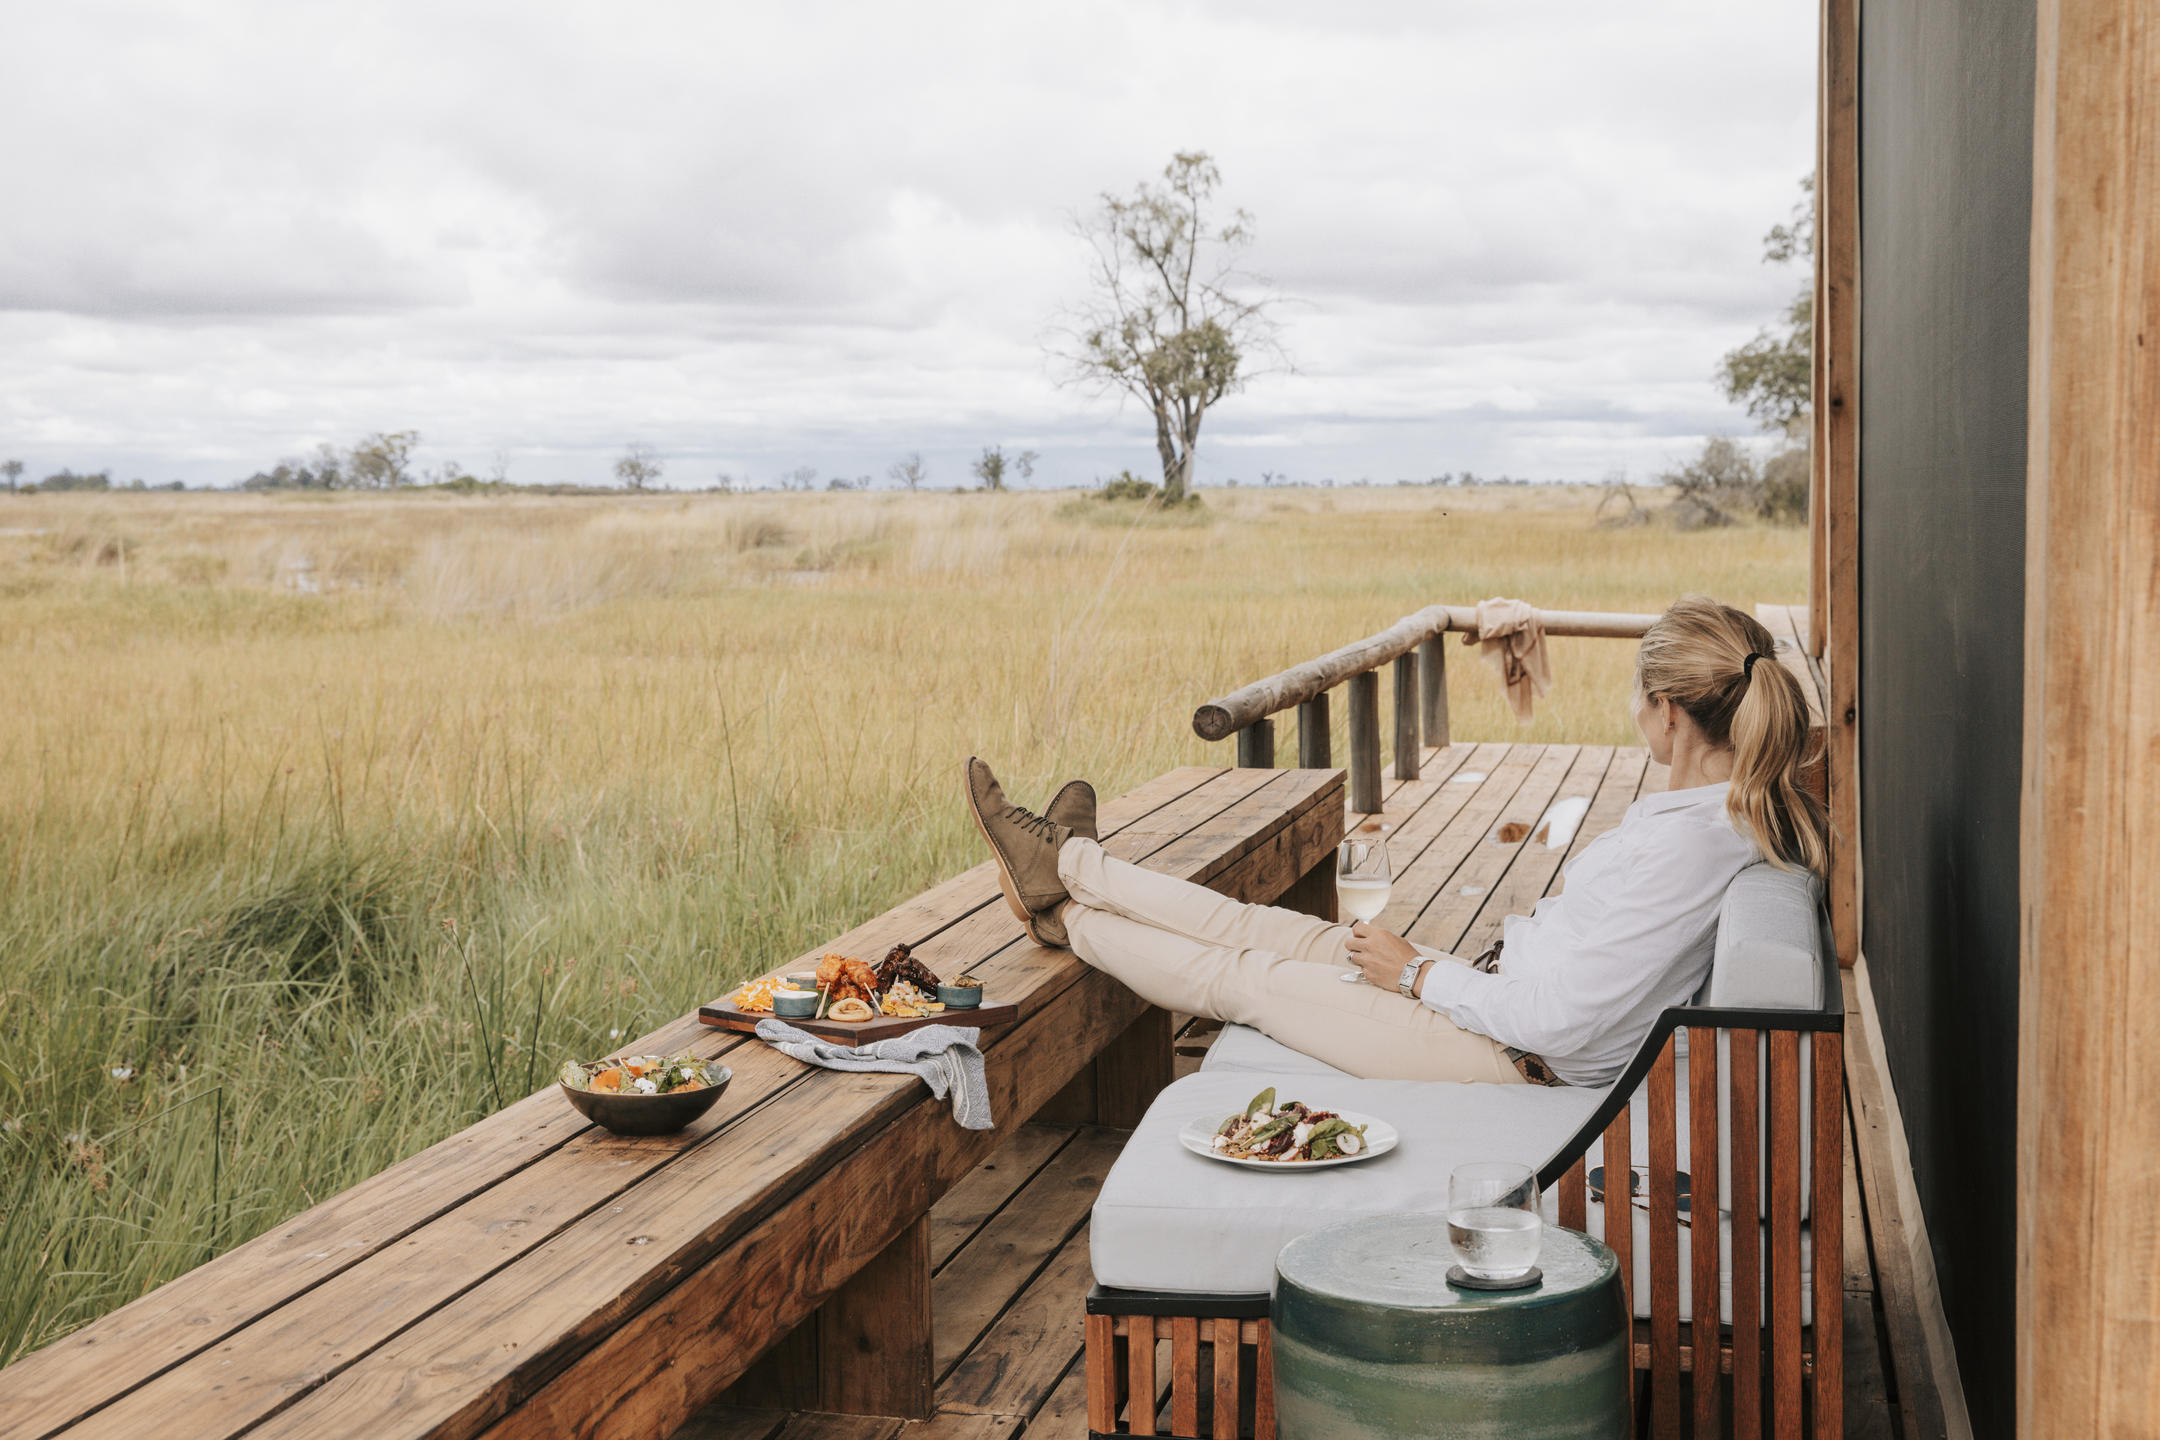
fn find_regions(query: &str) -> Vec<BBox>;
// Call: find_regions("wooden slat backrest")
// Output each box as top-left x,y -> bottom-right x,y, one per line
1253,1320 -> 1276,1440
1602,1104 -> 1634,1340
1770,1032 -> 1805,1437
1558,1160 -> 1588,1231
1691,1025 -> 1722,1439
6,765 -> 1342,1440
1647,1040 -> 1682,1435
1729,1027 -> 1762,1439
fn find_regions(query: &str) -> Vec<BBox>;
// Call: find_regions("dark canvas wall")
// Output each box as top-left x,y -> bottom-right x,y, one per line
1857,0 -> 2032,1432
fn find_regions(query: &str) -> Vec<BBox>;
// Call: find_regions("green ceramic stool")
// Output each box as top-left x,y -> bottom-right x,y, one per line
1271,1215 -> 1628,1440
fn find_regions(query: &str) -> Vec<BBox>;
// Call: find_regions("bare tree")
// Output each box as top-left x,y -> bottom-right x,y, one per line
346,431 -> 419,489
487,450 -> 512,486
1054,152 -> 1285,504
783,465 -> 819,492
2,460 -> 21,494
887,452 -> 927,491
615,443 -> 663,491
970,445 -> 1037,491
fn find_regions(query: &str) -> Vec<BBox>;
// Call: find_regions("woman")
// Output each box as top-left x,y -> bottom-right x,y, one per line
964,596 -> 1827,1087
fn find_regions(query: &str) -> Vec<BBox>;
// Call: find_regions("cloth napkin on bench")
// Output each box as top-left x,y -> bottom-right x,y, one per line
753,1019 -> 995,1130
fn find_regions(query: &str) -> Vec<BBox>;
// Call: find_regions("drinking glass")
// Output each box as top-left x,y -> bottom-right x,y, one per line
1336,837 -> 1392,925
1447,1161 -> 1542,1279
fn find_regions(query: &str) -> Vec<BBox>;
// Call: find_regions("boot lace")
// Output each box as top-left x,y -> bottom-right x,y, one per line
1003,805 -> 1060,843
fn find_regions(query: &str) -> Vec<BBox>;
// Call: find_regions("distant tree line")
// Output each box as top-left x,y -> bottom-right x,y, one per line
1,461 -> 184,493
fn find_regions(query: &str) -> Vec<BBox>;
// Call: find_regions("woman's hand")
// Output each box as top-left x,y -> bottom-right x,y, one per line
1345,921 -> 1422,991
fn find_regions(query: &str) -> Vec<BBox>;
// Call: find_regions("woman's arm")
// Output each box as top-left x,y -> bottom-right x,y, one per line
1345,923 -> 1451,994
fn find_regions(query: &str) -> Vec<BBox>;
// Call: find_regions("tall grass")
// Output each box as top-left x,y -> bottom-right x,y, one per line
0,485 -> 1805,1357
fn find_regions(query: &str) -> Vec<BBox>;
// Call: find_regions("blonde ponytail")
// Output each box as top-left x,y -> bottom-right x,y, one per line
1635,595 -> 1828,875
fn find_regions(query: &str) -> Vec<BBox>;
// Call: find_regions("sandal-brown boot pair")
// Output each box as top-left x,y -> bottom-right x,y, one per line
964,758 -> 1094,948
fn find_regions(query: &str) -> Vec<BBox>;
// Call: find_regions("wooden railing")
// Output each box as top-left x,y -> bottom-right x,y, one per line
1193,603 -> 1659,812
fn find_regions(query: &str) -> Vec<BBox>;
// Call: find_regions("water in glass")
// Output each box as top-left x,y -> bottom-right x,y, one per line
1447,1161 -> 1542,1279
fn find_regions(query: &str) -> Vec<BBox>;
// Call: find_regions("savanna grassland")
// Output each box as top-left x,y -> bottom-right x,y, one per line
0,483 -> 1804,1356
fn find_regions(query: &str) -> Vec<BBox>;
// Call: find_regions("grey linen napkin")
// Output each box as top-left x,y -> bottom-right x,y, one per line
753,1019 -> 994,1130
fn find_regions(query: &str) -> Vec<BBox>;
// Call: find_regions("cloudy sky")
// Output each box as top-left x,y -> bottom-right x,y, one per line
0,2 -> 1815,490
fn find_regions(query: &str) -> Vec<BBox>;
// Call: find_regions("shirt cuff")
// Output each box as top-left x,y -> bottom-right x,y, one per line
1416,956 -> 1479,1014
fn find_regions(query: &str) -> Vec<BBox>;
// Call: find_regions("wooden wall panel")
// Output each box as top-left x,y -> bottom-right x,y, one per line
2017,0 -> 2160,1433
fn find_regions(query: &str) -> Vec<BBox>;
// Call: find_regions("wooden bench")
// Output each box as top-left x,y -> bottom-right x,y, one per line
0,765 -> 1345,1440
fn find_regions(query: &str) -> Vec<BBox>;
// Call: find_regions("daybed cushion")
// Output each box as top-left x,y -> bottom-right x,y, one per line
1094,1071 -> 1814,1324
1198,1023 -> 1357,1079
1092,1071 -> 1597,1294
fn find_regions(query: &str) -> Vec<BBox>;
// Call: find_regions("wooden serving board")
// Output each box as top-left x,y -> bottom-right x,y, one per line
697,997 -> 1020,1043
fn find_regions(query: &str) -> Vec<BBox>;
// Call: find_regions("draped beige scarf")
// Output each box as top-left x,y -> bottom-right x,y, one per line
1470,596 -> 1553,723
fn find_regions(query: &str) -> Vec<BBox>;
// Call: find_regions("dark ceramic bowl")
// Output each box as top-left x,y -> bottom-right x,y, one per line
559,1062 -> 732,1136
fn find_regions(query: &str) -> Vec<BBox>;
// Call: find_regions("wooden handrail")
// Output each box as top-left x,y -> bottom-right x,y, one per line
1192,604 -> 1660,742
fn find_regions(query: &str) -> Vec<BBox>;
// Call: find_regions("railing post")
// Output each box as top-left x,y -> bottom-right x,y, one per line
1235,717 -> 1274,769
1418,633 -> 1449,748
1392,652 -> 1420,781
1297,693 -> 1331,769
1346,670 -> 1381,814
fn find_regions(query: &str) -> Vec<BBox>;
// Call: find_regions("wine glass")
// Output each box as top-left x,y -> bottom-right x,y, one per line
1335,837 -> 1393,984
1447,1162 -> 1542,1280
1337,836 -> 1392,924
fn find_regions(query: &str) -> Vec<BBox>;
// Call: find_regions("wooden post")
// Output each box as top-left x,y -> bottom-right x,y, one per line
1820,0 -> 1862,966
1235,717 -> 1275,769
1345,669 -> 1381,815
1095,1006 -> 1175,1129
1297,693 -> 1331,770
817,1214 -> 934,1419
2018,2 -> 2160,1432
1418,633 -> 1448,748
1392,651 -> 1420,781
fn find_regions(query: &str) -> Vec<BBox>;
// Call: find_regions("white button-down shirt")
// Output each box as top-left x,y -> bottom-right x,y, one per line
1415,782 -> 1759,1087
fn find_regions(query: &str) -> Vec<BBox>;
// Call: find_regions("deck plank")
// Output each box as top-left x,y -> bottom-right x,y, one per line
1379,743 -> 1544,932
928,1127 -> 1077,1272
1406,744 -> 1592,954
936,1229 -> 1094,1420
933,1131 -> 1123,1379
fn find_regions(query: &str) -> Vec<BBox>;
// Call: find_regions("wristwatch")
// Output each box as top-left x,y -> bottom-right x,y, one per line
1397,959 -> 1424,998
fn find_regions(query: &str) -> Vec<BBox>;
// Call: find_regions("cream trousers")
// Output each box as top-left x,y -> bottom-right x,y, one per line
1057,838 -> 1523,1084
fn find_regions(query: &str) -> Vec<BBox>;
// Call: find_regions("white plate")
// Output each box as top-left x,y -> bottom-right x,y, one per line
1178,1108 -> 1399,1170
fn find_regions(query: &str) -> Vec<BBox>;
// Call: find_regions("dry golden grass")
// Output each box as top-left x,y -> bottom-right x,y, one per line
0,483 -> 1804,1354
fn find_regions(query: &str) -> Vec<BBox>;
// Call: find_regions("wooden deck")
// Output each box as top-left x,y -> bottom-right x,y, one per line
683,744 -> 1954,1431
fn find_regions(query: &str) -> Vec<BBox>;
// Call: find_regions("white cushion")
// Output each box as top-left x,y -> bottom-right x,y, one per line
1091,1072 -> 1598,1294
1092,1071 -> 1811,1325
1197,1024 -> 1358,1079
1703,862 -> 1826,1009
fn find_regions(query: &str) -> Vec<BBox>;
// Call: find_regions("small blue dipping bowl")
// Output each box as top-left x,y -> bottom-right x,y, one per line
772,988 -> 821,1019
937,981 -> 983,1010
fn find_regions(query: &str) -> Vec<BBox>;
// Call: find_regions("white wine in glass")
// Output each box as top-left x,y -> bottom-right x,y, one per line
1336,837 -> 1392,924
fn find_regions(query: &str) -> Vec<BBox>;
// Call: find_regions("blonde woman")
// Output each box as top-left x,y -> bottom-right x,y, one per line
964,596 -> 1827,1087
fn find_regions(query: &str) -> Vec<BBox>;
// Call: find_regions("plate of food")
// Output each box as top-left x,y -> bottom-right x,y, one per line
1178,1087 -> 1398,1169
699,943 -> 1021,1041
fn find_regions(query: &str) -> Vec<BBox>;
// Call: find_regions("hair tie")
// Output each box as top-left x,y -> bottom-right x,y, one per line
1743,651 -> 1767,680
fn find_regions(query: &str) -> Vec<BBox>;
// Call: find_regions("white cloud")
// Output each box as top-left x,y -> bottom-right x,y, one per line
0,0 -> 1814,486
